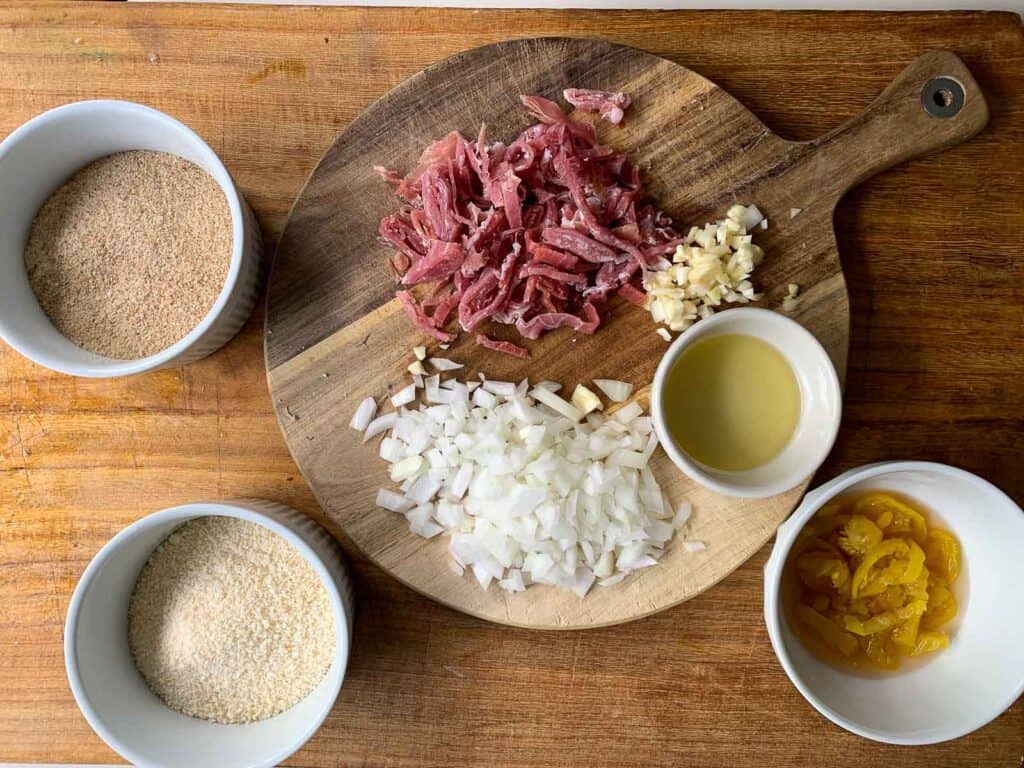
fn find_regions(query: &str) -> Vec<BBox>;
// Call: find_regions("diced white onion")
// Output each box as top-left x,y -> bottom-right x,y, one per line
363,412 -> 397,442
429,357 -> 463,371
360,372 -> 692,597
391,383 -> 416,408
531,386 -> 584,422
593,379 -> 633,403
673,500 -> 693,530
376,488 -> 413,513
349,397 -> 376,431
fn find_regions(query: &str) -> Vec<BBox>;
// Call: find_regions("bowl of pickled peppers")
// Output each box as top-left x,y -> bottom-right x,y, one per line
763,461 -> 1024,745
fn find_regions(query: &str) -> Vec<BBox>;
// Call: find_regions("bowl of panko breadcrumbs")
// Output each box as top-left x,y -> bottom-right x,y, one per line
0,100 -> 262,377
64,499 -> 354,768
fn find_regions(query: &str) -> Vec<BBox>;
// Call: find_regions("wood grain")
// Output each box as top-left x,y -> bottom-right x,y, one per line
265,41 -> 986,628
1,2 -> 1022,765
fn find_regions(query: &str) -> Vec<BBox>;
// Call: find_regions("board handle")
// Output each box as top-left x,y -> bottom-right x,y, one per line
807,50 -> 988,198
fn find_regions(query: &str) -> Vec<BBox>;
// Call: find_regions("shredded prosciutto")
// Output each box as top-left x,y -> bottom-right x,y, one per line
376,91 -> 676,352
475,334 -> 530,359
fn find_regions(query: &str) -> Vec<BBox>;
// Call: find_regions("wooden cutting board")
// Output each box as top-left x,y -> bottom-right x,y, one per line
265,39 -> 986,629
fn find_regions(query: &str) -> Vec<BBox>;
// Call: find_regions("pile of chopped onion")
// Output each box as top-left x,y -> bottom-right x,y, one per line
644,204 -> 765,335
352,360 -> 698,597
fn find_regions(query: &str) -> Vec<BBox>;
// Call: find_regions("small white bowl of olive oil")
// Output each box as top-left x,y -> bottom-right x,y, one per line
651,307 -> 841,499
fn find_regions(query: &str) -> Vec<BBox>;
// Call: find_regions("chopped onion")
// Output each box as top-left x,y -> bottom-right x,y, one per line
593,379 -> 633,403
376,488 -> 413,513
429,357 -> 463,371
683,540 -> 707,553
390,455 -> 424,482
482,379 -> 516,396
363,412 -> 397,442
673,500 -> 693,530
408,361 -> 426,376
656,328 -> 672,342
391,383 -> 416,408
413,346 -> 427,360
357,371 -> 693,597
349,397 -> 376,431
531,386 -> 584,422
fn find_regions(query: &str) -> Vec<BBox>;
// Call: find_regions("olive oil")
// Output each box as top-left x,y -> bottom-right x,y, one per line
662,333 -> 800,471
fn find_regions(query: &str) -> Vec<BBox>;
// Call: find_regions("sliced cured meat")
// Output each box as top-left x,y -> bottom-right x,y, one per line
375,89 -> 676,352
563,88 -> 632,125
475,333 -> 530,359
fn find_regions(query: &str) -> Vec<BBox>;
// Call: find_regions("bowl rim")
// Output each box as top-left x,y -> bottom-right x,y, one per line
63,500 -> 350,767
650,307 -> 842,499
763,459 -> 1024,745
0,99 -> 246,378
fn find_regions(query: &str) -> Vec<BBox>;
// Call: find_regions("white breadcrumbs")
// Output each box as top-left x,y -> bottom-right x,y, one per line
24,151 -> 232,359
128,516 -> 335,724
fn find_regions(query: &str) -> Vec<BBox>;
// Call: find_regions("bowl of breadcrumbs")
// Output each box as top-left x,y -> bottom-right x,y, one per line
64,499 -> 353,768
0,100 -> 262,377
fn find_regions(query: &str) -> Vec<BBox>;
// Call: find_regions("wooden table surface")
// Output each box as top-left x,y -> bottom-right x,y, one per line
1,4 -> 1022,766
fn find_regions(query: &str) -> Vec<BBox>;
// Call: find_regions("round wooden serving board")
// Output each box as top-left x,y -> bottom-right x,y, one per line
265,39 -> 987,629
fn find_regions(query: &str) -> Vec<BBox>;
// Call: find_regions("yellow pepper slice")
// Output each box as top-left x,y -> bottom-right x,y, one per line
892,613 -> 921,649
796,551 -> 850,595
853,493 -> 928,544
924,529 -> 960,582
793,515 -> 850,556
794,604 -> 858,657
837,515 -> 883,558
921,584 -> 957,630
862,633 -> 900,670
843,599 -> 926,636
844,612 -> 897,636
912,630 -> 950,656
851,538 -> 925,598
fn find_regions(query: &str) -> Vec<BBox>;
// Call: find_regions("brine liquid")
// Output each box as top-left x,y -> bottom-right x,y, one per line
662,333 -> 800,472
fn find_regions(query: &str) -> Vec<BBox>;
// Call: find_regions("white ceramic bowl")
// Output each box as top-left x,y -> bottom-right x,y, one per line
764,461 -> 1024,744
651,307 -> 842,498
64,499 -> 354,768
0,100 -> 262,377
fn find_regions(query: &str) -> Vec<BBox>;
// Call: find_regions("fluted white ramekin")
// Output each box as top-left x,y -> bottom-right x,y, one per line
65,499 -> 353,768
0,100 -> 262,377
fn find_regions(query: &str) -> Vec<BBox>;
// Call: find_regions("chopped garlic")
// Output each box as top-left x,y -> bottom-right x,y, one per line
790,207 -> 802,219
570,384 -> 603,416
784,283 -> 802,312
644,205 -> 765,334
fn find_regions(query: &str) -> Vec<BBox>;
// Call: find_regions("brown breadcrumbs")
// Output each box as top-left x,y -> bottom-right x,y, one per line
24,151 -> 232,359
128,516 -> 336,724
